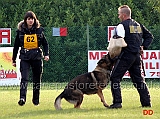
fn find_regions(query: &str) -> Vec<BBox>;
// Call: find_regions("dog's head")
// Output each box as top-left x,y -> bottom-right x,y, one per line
97,54 -> 113,71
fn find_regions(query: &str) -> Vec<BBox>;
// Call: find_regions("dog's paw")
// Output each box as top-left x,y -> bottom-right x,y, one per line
103,104 -> 109,107
55,107 -> 63,110
54,104 -> 63,110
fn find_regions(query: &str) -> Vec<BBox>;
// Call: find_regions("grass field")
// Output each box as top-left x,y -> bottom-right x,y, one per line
0,82 -> 160,119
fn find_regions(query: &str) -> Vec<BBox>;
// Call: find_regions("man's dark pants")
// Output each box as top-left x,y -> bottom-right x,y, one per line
110,51 -> 151,106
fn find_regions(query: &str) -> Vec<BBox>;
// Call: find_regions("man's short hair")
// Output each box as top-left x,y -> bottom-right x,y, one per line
118,5 -> 131,17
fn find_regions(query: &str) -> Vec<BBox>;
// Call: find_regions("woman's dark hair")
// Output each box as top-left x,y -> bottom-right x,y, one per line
23,11 -> 40,28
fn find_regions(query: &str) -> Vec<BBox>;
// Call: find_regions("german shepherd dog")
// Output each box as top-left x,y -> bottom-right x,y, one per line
54,54 -> 113,110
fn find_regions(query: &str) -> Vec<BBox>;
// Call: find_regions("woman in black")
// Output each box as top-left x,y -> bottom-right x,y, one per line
12,11 -> 49,106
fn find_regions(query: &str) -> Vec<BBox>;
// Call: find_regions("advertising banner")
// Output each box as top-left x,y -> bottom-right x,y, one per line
0,47 -> 20,86
108,26 -> 115,42
88,50 -> 160,78
0,28 -> 11,44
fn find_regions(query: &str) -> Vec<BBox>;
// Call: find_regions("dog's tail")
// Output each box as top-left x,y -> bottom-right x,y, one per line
54,91 -> 64,110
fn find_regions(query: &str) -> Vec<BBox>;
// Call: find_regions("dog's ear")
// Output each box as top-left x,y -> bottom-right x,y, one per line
97,59 -> 105,65
97,55 -> 108,65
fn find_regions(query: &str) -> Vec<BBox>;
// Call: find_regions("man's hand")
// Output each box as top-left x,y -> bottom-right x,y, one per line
140,46 -> 144,55
44,56 -> 49,61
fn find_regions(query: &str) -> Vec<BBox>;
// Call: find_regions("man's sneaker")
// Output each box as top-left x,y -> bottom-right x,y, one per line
142,104 -> 151,108
108,103 -> 122,109
18,98 -> 25,106
32,100 -> 39,106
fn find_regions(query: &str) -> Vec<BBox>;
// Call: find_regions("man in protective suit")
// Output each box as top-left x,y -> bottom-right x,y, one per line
108,5 -> 153,108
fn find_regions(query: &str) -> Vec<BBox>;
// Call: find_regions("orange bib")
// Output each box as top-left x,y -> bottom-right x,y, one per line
24,34 -> 38,49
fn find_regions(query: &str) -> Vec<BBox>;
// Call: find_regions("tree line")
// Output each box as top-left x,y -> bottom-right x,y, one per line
0,0 -> 160,28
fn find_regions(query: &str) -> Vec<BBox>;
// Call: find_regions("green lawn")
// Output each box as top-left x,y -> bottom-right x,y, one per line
0,82 -> 160,119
